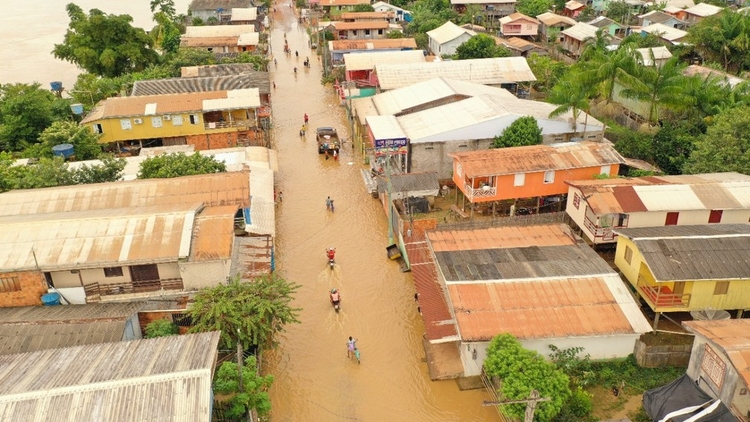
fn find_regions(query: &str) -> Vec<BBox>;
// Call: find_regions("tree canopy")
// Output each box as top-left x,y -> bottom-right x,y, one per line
214,356 -> 273,419
687,11 -> 750,74
484,334 -> 570,422
138,152 -> 227,179
353,3 -> 375,11
0,83 -> 74,152
25,120 -> 102,160
144,319 -> 179,338
684,106 -> 750,174
188,274 -> 301,349
515,0 -> 553,18
606,0 -> 632,24
53,3 -> 160,77
0,154 -> 125,193
455,34 -> 510,60
492,116 -> 543,148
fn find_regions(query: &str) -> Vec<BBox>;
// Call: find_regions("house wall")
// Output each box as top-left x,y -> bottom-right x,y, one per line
565,185 -> 596,242
411,138 -> 493,179
431,32 -> 473,57
460,334 -> 640,377
615,235 -> 647,289
0,271 -> 48,308
562,35 -> 585,57
50,287 -> 87,304
50,263 -> 181,289
686,337 -> 741,406
501,21 -> 538,37
186,130 -> 258,150
454,163 -> 619,203
180,260 -> 232,290
90,112 -> 209,144
340,28 -> 387,40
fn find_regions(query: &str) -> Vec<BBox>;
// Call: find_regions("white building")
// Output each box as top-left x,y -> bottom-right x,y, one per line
371,1 -> 412,22
565,172 -> 750,245
427,21 -> 476,57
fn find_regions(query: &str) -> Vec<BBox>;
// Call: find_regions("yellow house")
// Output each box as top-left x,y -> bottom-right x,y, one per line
80,89 -> 261,151
614,224 -> 750,327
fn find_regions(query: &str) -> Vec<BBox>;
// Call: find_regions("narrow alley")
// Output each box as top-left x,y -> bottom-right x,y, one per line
264,2 -> 499,421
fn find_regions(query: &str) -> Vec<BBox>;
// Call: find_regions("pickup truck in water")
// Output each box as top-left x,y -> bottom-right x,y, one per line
316,127 -> 340,155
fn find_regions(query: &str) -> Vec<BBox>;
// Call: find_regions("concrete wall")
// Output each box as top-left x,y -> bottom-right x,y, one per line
51,263 -> 181,289
634,335 -> 692,368
687,336 -> 741,406
411,138 -> 493,179
0,271 -> 48,307
180,260 -> 232,290
187,130 -> 256,150
49,287 -> 86,304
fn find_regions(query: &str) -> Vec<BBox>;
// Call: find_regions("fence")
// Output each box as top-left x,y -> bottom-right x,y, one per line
437,211 -> 568,231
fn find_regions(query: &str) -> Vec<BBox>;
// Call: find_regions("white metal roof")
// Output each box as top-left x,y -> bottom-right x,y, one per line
636,46 -> 673,65
633,184 -> 706,211
230,7 -> 257,21
426,21 -> 476,45
237,32 -> 260,46
375,57 -> 536,90
0,203 -> 199,272
640,23 -> 687,41
723,181 -> 750,208
245,166 -> 276,237
184,24 -> 255,37
202,88 -> 260,111
684,2 -> 722,16
0,332 -> 220,422
343,50 -> 425,71
536,12 -> 577,26
366,115 -> 407,140
561,22 -> 599,41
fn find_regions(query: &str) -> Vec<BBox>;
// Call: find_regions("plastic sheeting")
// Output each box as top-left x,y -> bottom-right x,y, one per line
642,374 -> 738,422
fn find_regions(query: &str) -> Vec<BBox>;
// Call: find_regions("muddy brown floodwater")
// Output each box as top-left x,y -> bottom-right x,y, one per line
265,3 -> 499,422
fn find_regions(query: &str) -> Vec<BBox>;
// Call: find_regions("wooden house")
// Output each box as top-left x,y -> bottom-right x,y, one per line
499,13 -> 540,37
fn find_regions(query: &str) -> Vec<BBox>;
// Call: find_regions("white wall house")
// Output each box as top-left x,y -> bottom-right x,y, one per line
565,173 -> 750,245
427,21 -> 476,57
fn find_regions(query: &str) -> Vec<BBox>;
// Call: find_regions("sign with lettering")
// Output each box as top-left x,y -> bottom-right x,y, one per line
374,138 -> 408,149
701,344 -> 726,389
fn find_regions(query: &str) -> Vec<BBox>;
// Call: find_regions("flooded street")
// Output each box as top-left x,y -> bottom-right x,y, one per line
266,4 -> 497,421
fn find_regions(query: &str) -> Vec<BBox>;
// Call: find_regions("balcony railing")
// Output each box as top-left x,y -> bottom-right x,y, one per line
464,183 -> 496,201
83,278 -> 184,302
637,276 -> 690,309
204,119 -> 256,130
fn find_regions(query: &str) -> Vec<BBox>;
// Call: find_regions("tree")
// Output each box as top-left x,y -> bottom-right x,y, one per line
138,152 -> 227,179
188,274 -> 301,350
492,116 -> 543,148
33,120 -> 102,160
548,73 -> 594,136
145,319 -> 179,338
0,83 -> 73,152
684,106 -> 750,174
650,121 -> 698,175
527,54 -> 567,92
53,3 -> 160,77
150,0 -> 176,17
151,12 -> 182,54
214,356 -> 273,419
606,0 -> 632,24
387,30 -> 405,39
353,3 -> 375,11
71,155 -> 127,184
484,334 -> 570,422
580,43 -> 637,103
687,11 -> 750,74
618,57 -> 690,123
516,0 -> 553,17
455,34 -> 510,59
0,155 -> 125,193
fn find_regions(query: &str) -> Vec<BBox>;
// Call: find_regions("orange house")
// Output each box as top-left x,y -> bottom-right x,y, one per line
450,141 -> 625,205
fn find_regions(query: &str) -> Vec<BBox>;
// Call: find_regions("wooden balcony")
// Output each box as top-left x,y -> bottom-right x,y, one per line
84,278 -> 184,302
204,119 -> 256,130
637,276 -> 690,309
464,183 -> 496,201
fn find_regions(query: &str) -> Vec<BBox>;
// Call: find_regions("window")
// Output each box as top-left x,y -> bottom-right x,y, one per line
378,29 -> 383,35
543,170 -> 555,184
151,116 -> 163,128
365,29 -> 371,35
103,267 -> 124,278
514,173 -> 525,187
616,213 -> 628,227
665,212 -> 679,226
172,115 -> 184,126
624,245 -> 633,264
709,209 -> 723,224
573,193 -> 581,209
0,276 -> 21,293
92,123 -> 103,134
120,119 -> 132,130
189,114 -> 200,125
714,281 -> 729,295
600,165 -> 611,176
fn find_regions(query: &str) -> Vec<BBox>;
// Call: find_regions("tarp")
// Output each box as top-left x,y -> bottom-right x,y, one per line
642,374 -> 738,422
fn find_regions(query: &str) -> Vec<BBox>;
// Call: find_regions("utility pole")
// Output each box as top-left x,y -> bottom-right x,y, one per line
482,390 -> 551,422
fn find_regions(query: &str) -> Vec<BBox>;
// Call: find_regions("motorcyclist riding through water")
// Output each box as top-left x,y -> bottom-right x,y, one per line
327,247 -> 336,269
330,288 -> 340,311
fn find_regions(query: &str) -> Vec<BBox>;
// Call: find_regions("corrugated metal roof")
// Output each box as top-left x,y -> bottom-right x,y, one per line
562,22 -> 598,41
321,0 -> 371,5
366,115 -> 406,140
375,57 -> 536,90
0,332 -> 220,422
448,276 -> 648,341
202,88 -> 260,111
616,223 -> 750,239
82,91 -> 241,123
190,205 -> 237,262
426,21 -> 476,45
180,63 -> 263,78
334,20 -> 389,30
683,65 -> 746,88
499,37 -> 543,53
428,224 -> 577,252
237,32 -> 260,46
566,0 -> 585,9
0,303 -> 142,323
181,35 -> 240,47
377,171 -> 440,194
684,2 -> 722,16
343,50 -> 425,71
184,25 -> 255,38
229,236 -> 273,279
499,12 -> 540,25
230,7 -> 257,21
640,23 -> 687,41
0,321 -> 129,356
340,12 -> 391,19
371,77 -> 495,116
246,166 -> 275,237
0,203 -> 200,272
588,16 -> 622,28
536,12 -> 577,26
190,0 -> 251,11
683,320 -> 750,387
636,46 -> 673,65
132,74 -> 270,96
0,171 -> 250,217
329,38 -> 417,51
450,141 -> 624,178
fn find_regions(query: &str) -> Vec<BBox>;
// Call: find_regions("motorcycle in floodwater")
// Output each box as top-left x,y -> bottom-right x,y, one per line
330,289 -> 340,312
327,248 -> 336,269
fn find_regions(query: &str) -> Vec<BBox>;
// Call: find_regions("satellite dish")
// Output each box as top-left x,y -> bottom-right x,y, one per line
690,309 -> 731,321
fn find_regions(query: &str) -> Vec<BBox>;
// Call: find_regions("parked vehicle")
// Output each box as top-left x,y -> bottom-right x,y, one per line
316,127 -> 340,155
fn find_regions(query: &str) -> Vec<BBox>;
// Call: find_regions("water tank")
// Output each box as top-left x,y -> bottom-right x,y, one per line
70,103 -> 84,115
50,81 -> 63,91
52,144 -> 75,158
41,292 -> 61,306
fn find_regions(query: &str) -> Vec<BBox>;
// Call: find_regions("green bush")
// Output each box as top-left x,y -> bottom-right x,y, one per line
145,319 -> 179,338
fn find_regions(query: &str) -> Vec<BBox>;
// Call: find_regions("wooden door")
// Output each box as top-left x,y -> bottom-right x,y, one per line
665,212 -> 679,226
130,264 -> 160,291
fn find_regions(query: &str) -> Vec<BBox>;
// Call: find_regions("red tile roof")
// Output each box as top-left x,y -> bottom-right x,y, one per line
427,224 -> 577,252
683,320 -> 750,387
448,277 -> 636,341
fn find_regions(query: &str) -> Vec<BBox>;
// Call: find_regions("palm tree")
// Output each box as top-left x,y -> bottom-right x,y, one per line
618,57 -> 691,123
548,74 -> 595,137
580,43 -> 638,103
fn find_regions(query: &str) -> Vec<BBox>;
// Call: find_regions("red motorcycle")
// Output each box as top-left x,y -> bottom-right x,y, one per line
326,248 -> 336,269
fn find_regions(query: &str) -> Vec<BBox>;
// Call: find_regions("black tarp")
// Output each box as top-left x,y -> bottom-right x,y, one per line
642,374 -> 739,422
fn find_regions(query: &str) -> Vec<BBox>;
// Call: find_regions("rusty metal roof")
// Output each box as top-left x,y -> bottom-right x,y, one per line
428,224 -> 576,252
0,303 -> 142,323
450,141 -> 624,178
190,205 -> 238,262
330,38 -> 417,51
340,12 -> 391,19
0,331 -> 220,422
377,172 -> 440,194
683,320 -> 750,387
0,171 -> 250,217
334,20 -> 389,30
448,276 -> 646,341
229,236 -> 273,279
615,224 -> 750,282
81,91 -> 228,123
181,35 -> 240,47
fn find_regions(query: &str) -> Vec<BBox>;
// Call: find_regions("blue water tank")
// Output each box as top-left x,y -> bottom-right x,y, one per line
50,81 -> 63,91
70,103 -> 84,115
41,292 -> 61,306
52,144 -> 75,158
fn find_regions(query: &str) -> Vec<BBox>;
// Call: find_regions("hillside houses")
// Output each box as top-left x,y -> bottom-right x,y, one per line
427,21 -> 476,56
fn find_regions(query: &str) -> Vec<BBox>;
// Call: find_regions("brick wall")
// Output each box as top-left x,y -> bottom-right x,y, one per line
0,271 -> 48,308
186,131 -> 257,150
